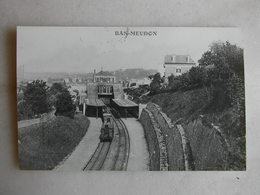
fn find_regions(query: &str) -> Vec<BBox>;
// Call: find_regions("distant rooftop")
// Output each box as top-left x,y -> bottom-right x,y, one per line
95,70 -> 115,76
86,98 -> 106,107
164,54 -> 196,64
47,78 -> 65,83
112,99 -> 138,107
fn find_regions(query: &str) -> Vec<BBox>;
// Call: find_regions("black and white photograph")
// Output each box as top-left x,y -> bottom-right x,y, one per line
17,27 -> 245,171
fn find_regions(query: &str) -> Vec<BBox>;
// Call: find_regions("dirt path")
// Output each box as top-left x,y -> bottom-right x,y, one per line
55,117 -> 102,171
121,118 -> 149,171
18,118 -> 40,128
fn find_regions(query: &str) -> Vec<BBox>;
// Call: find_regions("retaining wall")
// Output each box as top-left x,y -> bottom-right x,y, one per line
140,102 -> 229,170
146,103 -> 185,170
183,118 -> 229,170
139,109 -> 160,170
139,108 -> 168,171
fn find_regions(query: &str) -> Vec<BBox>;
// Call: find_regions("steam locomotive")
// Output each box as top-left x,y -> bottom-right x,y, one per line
99,108 -> 114,142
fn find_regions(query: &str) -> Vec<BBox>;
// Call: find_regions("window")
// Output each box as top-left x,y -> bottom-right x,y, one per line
176,68 -> 181,73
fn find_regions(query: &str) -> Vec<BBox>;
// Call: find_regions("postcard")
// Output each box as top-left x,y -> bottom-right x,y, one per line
17,27 -> 245,171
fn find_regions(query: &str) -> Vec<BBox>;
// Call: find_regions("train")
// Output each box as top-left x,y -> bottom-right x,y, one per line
99,108 -> 114,142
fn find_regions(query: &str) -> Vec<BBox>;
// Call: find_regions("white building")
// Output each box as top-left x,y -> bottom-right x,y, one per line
128,78 -> 151,88
163,54 -> 196,77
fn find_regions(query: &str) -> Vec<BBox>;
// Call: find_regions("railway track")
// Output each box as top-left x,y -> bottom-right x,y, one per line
83,107 -> 130,171
83,142 -> 111,170
110,108 -> 130,170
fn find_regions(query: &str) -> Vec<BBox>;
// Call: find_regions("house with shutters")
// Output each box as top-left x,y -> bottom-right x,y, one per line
163,54 -> 196,78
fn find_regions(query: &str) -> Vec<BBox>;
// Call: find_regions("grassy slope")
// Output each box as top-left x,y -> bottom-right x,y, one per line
19,114 -> 90,170
142,88 -> 211,122
141,87 -> 246,170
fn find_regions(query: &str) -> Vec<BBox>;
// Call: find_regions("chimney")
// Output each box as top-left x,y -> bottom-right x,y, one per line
93,69 -> 96,82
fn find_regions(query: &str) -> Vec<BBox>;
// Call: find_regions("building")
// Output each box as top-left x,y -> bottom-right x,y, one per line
87,70 -> 123,104
128,77 -> 151,88
93,70 -> 116,83
47,78 -> 66,86
163,54 -> 196,77
83,69 -> 139,118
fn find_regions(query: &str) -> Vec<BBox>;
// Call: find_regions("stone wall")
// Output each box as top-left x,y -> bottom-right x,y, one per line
146,103 -> 185,170
139,109 -> 160,170
183,118 -> 229,170
140,102 -> 229,170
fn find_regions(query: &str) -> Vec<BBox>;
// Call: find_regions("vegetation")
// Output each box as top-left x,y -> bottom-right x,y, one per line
148,73 -> 164,95
18,80 -> 51,120
55,88 -> 76,118
146,41 -> 244,114
48,83 -> 76,118
140,41 -> 245,170
19,114 -> 89,170
18,81 -> 75,120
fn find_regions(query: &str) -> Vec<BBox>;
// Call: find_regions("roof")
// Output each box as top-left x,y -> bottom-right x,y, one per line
112,99 -> 138,107
164,54 -> 196,64
47,78 -> 65,83
95,70 -> 115,76
86,98 -> 106,107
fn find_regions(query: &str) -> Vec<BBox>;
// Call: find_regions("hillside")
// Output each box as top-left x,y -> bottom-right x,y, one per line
141,87 -> 246,170
18,114 -> 90,170
115,68 -> 157,81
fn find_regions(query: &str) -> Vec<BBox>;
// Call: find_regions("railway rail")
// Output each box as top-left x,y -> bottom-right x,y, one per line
83,107 -> 130,171
82,142 -> 111,170
110,108 -> 130,170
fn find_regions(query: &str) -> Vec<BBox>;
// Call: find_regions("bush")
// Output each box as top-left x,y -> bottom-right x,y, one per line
55,89 -> 76,118
188,66 -> 207,87
23,80 -> 51,116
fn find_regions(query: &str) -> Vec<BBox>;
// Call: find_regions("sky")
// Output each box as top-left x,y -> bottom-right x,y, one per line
17,27 -> 243,74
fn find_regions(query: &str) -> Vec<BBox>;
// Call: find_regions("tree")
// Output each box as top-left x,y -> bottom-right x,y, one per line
48,83 -> 67,108
167,74 -> 182,92
168,74 -> 175,85
198,41 -> 245,112
55,87 -> 75,118
49,82 -> 65,95
23,80 -> 50,116
199,41 -> 244,78
198,51 -> 217,67
149,73 -> 162,94
188,66 -> 207,87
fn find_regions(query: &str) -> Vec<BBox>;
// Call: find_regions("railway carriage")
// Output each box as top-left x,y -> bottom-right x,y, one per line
99,111 -> 114,142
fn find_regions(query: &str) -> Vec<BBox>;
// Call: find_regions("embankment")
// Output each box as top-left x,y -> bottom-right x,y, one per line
145,103 -> 186,170
140,108 -> 168,170
140,101 -> 231,170
183,117 -> 229,170
18,113 -> 90,170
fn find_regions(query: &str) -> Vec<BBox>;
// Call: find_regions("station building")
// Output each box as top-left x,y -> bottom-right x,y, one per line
83,69 -> 139,118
